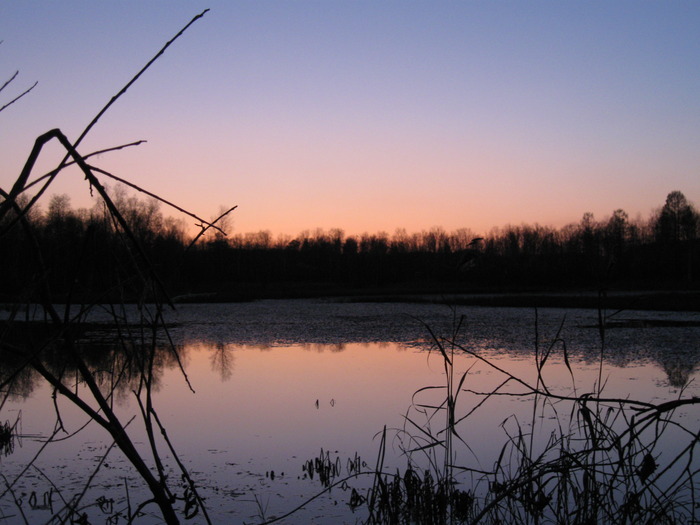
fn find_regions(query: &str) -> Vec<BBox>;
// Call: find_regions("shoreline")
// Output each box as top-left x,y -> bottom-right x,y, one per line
333,290 -> 700,312
171,287 -> 700,312
4,289 -> 698,313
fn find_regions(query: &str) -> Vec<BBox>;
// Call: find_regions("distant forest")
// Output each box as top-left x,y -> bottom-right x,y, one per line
1,190 -> 698,302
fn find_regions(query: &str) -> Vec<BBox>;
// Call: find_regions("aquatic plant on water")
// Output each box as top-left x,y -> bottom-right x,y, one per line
287,303 -> 699,525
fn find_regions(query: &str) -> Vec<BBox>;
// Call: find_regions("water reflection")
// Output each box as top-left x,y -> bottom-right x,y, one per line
0,342 -> 185,403
3,319 -> 699,399
209,342 -> 235,381
660,357 -> 697,388
3,343 -> 699,524
2,302 -> 699,523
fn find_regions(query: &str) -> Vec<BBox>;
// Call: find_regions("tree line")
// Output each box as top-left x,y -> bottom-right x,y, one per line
1,190 -> 698,302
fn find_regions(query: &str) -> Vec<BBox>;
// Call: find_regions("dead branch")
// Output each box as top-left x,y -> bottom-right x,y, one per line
88,164 -> 230,236
0,10 -> 216,525
187,204 -> 238,251
72,9 -> 210,153
0,68 -> 38,113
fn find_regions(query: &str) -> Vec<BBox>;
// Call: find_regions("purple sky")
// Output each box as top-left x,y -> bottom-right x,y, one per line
2,1 -> 699,237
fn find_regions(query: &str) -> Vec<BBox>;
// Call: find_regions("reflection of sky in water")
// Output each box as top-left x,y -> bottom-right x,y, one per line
2,301 -> 699,523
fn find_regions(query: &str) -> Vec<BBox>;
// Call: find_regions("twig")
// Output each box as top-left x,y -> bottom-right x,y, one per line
187,204 -> 238,251
88,164 -> 228,236
73,9 -> 209,153
18,140 -> 148,194
0,69 -> 37,113
0,474 -> 30,525
47,425 -> 124,523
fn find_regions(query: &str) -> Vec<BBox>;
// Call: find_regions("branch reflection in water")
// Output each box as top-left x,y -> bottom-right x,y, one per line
2,302 -> 698,523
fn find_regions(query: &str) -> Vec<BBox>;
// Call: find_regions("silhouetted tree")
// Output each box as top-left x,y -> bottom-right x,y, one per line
604,208 -> 629,257
4,187 -> 698,298
654,191 -> 698,244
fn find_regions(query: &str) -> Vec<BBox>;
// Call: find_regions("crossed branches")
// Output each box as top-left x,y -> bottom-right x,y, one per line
0,9 -> 232,524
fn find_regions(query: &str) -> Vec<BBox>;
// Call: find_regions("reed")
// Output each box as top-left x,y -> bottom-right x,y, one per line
295,304 -> 700,524
0,420 -> 14,457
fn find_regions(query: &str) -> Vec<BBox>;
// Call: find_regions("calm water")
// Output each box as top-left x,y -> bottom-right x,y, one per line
1,300 -> 699,523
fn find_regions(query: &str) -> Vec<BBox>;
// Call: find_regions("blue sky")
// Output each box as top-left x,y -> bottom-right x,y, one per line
1,1 -> 699,236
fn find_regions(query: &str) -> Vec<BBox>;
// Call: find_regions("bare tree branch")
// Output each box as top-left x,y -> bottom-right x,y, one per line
73,9 -> 210,152
0,70 -> 19,93
187,205 -> 238,251
88,164 -> 231,236
0,80 -> 38,113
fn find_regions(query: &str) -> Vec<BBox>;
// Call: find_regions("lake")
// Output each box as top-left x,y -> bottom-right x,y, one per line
1,300 -> 699,524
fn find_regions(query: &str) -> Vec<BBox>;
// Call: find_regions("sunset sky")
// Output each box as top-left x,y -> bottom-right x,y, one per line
1,2 -> 699,238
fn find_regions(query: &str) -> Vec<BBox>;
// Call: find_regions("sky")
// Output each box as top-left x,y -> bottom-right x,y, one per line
1,1 -> 699,238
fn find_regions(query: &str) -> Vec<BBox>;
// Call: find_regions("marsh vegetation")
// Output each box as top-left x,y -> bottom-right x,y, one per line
2,302 -> 698,523
348,310 -> 700,524
2,9 -> 699,525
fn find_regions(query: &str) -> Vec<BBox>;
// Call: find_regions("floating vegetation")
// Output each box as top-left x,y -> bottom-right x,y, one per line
28,489 -> 54,512
302,449 -> 342,488
0,420 -> 14,457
